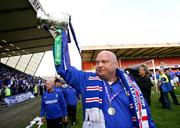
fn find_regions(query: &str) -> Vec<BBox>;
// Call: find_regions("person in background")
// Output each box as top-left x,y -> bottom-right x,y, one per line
127,64 -> 153,106
158,69 -> 172,109
164,69 -> 179,105
0,77 -> 2,101
40,80 -> 67,128
5,85 -> 11,97
39,84 -> 44,96
54,78 -> 69,128
34,85 -> 38,97
175,69 -> 180,86
138,65 -> 153,106
63,84 -> 77,125
1,84 -> 5,99
54,78 -> 65,92
18,78 -> 24,94
168,68 -> 176,88
10,82 -> 16,96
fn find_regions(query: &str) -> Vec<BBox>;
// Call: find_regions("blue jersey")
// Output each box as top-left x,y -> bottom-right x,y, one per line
156,73 -> 160,80
54,86 -> 63,93
169,71 -> 175,80
175,71 -> 180,82
40,89 -> 67,119
56,66 -> 155,128
63,86 -> 77,106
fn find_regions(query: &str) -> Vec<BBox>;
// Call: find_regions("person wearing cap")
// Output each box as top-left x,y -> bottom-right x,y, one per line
40,80 -> 67,128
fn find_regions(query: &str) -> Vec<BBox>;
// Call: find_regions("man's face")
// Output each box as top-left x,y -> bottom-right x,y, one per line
159,70 -> 163,75
55,82 -> 60,86
95,52 -> 118,79
139,67 -> 146,76
45,81 -> 53,90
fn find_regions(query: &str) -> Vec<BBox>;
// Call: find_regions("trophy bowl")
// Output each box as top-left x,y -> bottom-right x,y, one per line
37,9 -> 69,29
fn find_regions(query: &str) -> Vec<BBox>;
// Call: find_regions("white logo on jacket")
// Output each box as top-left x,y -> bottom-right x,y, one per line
45,99 -> 58,104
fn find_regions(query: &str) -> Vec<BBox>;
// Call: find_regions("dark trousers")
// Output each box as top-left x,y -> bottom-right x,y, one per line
141,89 -> 151,106
34,93 -> 38,97
159,87 -> 171,109
169,87 -> 179,105
163,92 -> 171,109
46,117 -> 63,128
67,105 -> 77,124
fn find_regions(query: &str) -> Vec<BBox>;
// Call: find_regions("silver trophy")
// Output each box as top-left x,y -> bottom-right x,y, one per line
37,9 -> 69,30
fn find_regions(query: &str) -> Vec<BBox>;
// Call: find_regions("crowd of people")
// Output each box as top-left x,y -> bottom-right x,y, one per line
156,68 -> 180,109
126,66 -> 180,109
0,63 -> 45,101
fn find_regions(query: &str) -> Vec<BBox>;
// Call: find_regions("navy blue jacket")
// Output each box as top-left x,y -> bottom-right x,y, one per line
40,88 -> 67,119
63,86 -> 77,106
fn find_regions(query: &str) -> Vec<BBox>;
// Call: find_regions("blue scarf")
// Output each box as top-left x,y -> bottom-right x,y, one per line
117,70 -> 149,128
82,70 -> 150,128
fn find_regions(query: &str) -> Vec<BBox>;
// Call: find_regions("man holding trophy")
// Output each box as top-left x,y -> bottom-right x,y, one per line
37,9 -> 156,128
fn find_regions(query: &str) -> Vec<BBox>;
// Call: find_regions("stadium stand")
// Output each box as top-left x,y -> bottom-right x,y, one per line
121,57 -> 180,68
82,57 -> 180,70
0,62 -> 44,104
81,44 -> 180,71
0,0 -> 54,76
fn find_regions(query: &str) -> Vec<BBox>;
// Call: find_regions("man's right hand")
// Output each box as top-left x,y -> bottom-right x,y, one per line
41,116 -> 45,123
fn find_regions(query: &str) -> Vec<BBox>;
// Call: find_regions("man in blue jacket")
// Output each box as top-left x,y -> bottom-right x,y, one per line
55,33 -> 156,128
40,80 -> 67,128
158,69 -> 172,109
63,85 -> 77,125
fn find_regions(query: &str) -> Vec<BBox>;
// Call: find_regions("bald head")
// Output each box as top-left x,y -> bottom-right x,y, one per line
95,50 -> 118,82
97,51 -> 118,63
